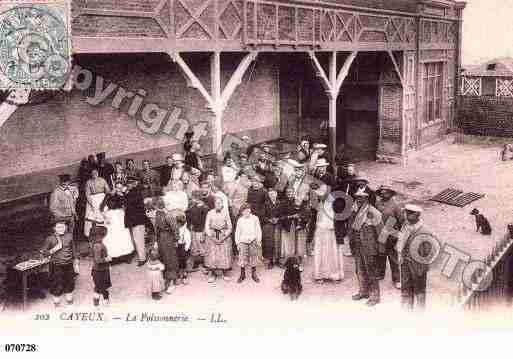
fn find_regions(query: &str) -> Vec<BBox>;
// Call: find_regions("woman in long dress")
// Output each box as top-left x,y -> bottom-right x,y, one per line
204,196 -> 233,283
84,169 -> 111,238
313,184 -> 344,283
100,182 -> 134,260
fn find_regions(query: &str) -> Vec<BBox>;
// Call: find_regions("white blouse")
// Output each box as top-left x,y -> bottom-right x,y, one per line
235,214 -> 262,245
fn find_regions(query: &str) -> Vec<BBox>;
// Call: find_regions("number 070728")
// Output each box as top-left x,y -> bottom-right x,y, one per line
4,344 -> 38,352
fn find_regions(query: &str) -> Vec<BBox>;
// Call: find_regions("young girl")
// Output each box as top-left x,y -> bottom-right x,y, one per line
147,248 -> 165,300
91,225 -> 112,306
176,213 -> 192,285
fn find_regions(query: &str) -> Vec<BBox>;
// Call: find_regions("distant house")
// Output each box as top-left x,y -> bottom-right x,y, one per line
458,58 -> 513,138
461,58 -> 513,97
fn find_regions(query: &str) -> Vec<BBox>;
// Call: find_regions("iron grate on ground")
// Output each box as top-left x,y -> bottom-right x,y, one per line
430,188 -> 485,208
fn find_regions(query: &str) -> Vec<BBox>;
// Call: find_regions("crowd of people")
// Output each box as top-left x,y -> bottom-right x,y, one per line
43,132 -> 431,311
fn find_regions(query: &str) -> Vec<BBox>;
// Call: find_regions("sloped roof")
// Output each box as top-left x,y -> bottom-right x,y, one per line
463,57 -> 513,77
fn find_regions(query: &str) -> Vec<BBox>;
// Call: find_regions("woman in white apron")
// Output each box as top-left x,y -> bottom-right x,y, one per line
84,169 -> 111,238
100,183 -> 134,260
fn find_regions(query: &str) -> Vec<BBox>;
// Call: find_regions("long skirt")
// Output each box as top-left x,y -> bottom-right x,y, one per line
205,236 -> 232,271
281,229 -> 307,259
91,268 -> 112,294
103,209 -> 134,258
313,227 -> 344,281
84,193 -> 106,237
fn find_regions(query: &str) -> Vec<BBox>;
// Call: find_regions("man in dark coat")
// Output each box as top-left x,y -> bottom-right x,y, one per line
262,189 -> 280,269
124,177 -> 148,266
397,204 -> 432,311
375,185 -> 403,289
350,188 -> 384,307
333,163 -> 357,256
96,152 -> 115,189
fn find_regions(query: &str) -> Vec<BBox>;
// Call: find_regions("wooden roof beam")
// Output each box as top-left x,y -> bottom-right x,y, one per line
387,50 -> 405,87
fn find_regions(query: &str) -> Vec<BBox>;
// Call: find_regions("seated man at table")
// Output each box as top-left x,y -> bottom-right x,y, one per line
40,219 -> 77,307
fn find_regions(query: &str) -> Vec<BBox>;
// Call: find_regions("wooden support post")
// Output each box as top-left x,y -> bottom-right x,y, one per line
328,51 -> 337,167
211,51 -> 223,159
308,51 -> 358,168
169,51 -> 258,169
387,50 -> 404,86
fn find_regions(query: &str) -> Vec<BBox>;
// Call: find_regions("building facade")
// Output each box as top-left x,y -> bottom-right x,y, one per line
459,58 -> 513,137
0,0 -> 465,222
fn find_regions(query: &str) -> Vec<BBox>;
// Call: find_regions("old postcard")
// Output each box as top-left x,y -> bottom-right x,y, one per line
1,0 -> 513,355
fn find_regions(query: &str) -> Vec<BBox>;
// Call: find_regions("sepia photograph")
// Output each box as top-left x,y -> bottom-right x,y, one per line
0,0 -> 513,354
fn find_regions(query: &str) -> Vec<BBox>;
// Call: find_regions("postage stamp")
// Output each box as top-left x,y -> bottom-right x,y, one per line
0,1 -> 71,90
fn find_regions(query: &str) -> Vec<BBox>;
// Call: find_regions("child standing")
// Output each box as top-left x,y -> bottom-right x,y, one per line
147,248 -> 165,300
91,226 -> 112,306
235,204 -> 262,283
41,219 -> 77,307
186,191 -> 209,273
176,213 -> 192,285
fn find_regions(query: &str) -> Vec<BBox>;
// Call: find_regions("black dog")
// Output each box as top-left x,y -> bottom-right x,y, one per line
470,209 -> 492,235
281,257 -> 303,300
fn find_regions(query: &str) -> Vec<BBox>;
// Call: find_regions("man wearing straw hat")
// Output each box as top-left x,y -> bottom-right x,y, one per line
350,187 -> 384,307
397,204 -> 433,311
375,185 -> 403,289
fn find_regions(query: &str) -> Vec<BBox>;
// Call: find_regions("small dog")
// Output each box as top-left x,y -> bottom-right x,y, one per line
470,208 -> 492,235
281,256 -> 303,301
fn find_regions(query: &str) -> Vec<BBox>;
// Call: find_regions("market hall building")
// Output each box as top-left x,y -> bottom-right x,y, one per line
0,0 -> 465,231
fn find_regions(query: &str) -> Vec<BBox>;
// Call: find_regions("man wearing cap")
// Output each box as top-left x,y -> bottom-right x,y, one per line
351,177 -> 376,206
50,174 -> 79,237
96,152 -> 115,189
375,185 -> 404,289
397,204 -> 432,311
350,188 -> 384,306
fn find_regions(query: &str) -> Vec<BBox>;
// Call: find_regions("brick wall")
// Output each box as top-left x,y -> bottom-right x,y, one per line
0,53 -> 279,202
457,95 -> 513,137
378,84 -> 402,155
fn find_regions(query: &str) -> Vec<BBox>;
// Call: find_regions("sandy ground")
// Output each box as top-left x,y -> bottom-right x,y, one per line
3,137 -> 512,327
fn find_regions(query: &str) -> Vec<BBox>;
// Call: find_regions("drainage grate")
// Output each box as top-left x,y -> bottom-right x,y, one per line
430,188 -> 485,208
